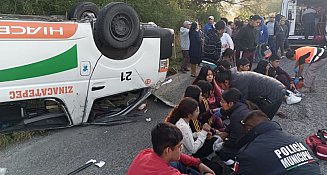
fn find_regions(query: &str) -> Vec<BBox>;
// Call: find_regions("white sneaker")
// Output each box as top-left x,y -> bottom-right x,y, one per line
224,159 -> 235,166
293,89 -> 304,97
286,93 -> 302,105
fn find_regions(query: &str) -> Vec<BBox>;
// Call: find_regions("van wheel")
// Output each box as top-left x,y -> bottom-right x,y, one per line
95,2 -> 140,49
68,2 -> 99,20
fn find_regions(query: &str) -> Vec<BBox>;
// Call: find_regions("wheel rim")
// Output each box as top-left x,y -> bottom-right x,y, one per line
80,11 -> 96,20
110,14 -> 132,41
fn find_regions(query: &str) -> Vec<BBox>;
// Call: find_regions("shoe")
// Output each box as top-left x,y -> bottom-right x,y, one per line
298,87 -> 312,93
293,89 -> 304,97
286,93 -> 301,105
184,68 -> 190,71
224,159 -> 235,166
191,74 -> 196,77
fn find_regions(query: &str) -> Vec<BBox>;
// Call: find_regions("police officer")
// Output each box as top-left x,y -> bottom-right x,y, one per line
233,110 -> 321,175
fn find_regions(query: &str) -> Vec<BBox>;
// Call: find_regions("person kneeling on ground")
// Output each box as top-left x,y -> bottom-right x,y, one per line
215,66 -> 299,119
233,110 -> 321,175
286,46 -> 327,93
127,122 -> 215,175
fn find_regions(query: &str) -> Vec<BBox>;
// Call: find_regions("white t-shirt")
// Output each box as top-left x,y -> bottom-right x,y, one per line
175,118 -> 207,155
220,33 -> 234,54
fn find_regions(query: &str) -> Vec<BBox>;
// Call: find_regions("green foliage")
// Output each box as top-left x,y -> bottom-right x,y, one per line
0,131 -> 46,149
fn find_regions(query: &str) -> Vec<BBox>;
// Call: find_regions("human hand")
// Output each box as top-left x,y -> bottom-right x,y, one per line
207,132 -> 213,139
290,83 -> 296,90
198,163 -> 215,175
202,123 -> 211,132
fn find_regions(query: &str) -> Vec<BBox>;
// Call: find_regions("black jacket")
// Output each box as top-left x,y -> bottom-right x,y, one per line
234,24 -> 258,51
223,102 -> 251,149
234,121 -> 321,175
230,71 -> 285,104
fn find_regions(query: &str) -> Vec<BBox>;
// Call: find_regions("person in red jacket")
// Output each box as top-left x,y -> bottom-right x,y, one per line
127,123 -> 215,175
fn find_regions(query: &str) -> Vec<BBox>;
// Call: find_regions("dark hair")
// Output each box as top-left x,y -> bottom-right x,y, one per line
218,59 -> 232,69
222,88 -> 242,103
189,22 -> 198,35
286,49 -> 295,59
193,66 -> 213,84
221,17 -> 228,24
184,85 -> 202,102
215,20 -> 226,30
250,15 -> 261,21
151,123 -> 183,155
236,58 -> 250,68
269,54 -> 281,62
222,48 -> 234,58
215,66 -> 232,83
166,97 -> 198,125
243,110 -> 269,124
227,21 -> 233,25
234,21 -> 243,29
196,80 -> 213,98
253,59 -> 269,75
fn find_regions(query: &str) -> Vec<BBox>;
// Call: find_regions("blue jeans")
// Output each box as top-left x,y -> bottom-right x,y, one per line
170,161 -> 200,175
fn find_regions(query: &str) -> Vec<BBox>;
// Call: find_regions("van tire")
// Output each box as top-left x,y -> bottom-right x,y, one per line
95,2 -> 140,49
68,2 -> 99,20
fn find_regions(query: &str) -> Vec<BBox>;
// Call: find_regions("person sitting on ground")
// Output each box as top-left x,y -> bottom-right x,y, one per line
268,54 -> 300,94
165,98 -> 223,174
253,59 -> 301,106
253,59 -> 269,75
233,110 -> 321,175
127,123 -> 215,175
222,48 -> 234,65
215,66 -> 299,119
195,80 -> 225,132
230,58 -> 250,72
193,66 -> 222,101
286,46 -> 327,93
215,88 -> 251,165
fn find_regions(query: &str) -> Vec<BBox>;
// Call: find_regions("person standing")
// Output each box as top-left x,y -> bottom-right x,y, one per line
302,6 -> 317,40
203,16 -> 215,34
218,20 -> 234,56
276,18 -> 288,57
266,13 -> 279,55
234,15 -> 262,70
234,110 -> 321,175
189,22 -> 203,77
203,23 -> 222,63
180,21 -> 192,73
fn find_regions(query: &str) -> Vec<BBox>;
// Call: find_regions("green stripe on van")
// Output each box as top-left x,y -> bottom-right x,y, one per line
0,45 -> 78,82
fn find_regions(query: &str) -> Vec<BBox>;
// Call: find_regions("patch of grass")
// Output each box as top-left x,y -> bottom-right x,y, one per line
0,131 -> 46,149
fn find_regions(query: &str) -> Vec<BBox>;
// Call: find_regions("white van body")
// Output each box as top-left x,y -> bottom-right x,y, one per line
281,0 -> 327,45
0,18 -> 172,132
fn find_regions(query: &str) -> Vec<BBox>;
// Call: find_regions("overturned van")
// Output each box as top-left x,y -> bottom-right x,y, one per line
281,0 -> 327,47
0,2 -> 174,132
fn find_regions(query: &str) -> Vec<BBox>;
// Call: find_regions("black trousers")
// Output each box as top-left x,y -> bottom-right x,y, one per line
257,98 -> 283,120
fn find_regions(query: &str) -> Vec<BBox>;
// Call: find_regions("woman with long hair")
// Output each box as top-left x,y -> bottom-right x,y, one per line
189,22 -> 203,77
165,97 -> 210,156
253,59 -> 270,75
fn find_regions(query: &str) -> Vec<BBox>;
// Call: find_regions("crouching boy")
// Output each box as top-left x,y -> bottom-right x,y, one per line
127,123 -> 215,175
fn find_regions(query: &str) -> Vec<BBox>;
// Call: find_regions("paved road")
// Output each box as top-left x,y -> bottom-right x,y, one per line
0,58 -> 326,175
